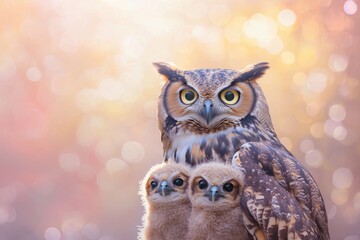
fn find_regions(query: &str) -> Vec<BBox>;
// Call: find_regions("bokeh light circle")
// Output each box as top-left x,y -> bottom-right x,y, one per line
329,104 -> 346,122
305,149 -> 324,168
26,67 -> 42,82
331,188 -> 348,205
329,54 -> 349,72
333,168 -> 353,189
281,51 -> 295,64
278,9 -> 297,26
106,158 -> 128,175
44,227 -> 61,240
121,141 -> 145,163
59,153 -> 81,173
344,0 -> 358,15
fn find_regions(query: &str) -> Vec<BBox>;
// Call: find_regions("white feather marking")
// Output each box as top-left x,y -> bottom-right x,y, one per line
255,195 -> 265,200
241,142 -> 252,149
168,128 -> 237,161
268,217 -> 277,228
271,196 -> 281,214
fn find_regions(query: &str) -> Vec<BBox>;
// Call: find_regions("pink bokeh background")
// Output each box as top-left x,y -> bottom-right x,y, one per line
0,0 -> 359,239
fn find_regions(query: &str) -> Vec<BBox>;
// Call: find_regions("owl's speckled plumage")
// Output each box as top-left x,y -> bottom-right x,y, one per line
232,142 -> 329,239
232,150 -> 321,239
154,62 -> 330,239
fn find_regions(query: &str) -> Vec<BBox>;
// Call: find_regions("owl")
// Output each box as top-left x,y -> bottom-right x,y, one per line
139,161 -> 191,240
154,62 -> 330,239
187,162 -> 248,240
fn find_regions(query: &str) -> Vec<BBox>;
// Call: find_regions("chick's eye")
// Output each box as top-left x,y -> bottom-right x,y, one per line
173,178 -> 184,187
220,89 -> 240,105
198,179 -> 208,190
150,180 -> 158,189
180,89 -> 198,105
223,183 -> 234,192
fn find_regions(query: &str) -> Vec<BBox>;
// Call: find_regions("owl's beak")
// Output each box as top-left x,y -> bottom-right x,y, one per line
159,180 -> 171,196
209,186 -> 219,202
203,99 -> 213,125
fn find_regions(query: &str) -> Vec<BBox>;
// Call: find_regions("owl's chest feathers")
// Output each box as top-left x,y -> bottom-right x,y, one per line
164,119 -> 275,165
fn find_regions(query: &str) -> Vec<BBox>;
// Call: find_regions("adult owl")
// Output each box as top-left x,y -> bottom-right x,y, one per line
154,62 -> 330,239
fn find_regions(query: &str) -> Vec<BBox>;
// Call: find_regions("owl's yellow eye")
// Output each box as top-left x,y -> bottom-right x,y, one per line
220,89 -> 240,105
180,89 -> 198,105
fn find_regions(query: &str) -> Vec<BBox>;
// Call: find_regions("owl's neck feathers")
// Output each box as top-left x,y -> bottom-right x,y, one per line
162,115 -> 279,165
145,196 -> 191,228
148,196 -> 190,212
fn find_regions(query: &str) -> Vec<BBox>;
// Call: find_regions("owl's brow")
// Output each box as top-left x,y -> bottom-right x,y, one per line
151,174 -> 160,181
170,171 -> 184,179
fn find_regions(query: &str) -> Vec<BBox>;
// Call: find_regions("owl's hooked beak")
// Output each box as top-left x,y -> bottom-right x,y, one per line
202,99 -> 213,125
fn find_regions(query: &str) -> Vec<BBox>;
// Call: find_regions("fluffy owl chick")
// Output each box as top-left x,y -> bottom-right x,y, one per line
139,162 -> 191,240
187,162 -> 249,240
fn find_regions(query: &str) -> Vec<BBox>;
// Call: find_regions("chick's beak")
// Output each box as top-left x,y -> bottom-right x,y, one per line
160,180 -> 170,197
209,186 -> 219,202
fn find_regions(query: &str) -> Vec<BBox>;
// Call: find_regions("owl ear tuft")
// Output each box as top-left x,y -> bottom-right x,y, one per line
152,62 -> 186,83
233,62 -> 270,83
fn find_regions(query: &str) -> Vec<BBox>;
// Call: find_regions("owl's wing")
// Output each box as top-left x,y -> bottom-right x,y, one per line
232,143 -> 330,240
240,182 -> 319,240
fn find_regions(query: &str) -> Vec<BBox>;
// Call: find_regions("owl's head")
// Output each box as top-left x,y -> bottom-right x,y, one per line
140,162 -> 191,207
188,162 -> 244,211
155,62 -> 274,134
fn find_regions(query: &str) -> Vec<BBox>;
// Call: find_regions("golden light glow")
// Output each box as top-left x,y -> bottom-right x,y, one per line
1,0 -> 359,239
331,188 -> 348,205
281,51 -> 295,65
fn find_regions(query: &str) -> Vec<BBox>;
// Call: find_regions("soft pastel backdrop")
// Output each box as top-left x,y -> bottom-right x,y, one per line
0,0 -> 359,239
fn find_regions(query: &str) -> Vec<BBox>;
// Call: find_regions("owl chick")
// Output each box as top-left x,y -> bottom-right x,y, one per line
187,162 -> 249,240
139,162 -> 191,240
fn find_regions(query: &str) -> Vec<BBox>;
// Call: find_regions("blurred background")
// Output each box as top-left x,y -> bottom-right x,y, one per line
0,0 -> 359,239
